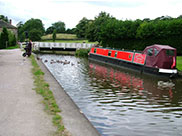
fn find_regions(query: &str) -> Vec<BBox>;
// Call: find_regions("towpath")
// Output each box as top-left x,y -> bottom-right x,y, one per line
0,49 -> 56,136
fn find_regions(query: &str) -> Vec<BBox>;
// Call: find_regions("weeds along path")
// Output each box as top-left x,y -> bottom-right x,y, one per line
30,55 -> 70,136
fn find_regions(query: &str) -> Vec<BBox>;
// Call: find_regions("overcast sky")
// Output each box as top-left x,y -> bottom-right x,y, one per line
0,0 -> 182,29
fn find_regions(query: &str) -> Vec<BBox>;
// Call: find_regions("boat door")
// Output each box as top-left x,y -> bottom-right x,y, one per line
145,47 -> 155,67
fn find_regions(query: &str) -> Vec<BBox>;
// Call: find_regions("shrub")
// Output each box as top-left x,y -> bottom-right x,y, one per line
0,33 -> 1,48
75,48 -> 90,57
8,31 -> 16,46
0,27 -> 9,49
52,29 -> 56,42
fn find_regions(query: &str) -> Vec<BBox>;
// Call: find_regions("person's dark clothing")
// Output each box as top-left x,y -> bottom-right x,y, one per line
27,42 -> 32,56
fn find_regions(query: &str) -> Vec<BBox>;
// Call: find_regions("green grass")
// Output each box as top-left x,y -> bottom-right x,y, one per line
177,56 -> 182,71
42,33 -> 78,40
30,55 -> 69,136
41,33 -> 98,44
41,39 -> 98,44
4,44 -> 19,49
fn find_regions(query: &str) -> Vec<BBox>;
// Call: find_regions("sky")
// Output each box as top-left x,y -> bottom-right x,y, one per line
0,0 -> 182,29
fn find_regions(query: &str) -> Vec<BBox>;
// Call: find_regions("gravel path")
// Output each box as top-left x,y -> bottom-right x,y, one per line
0,49 -> 56,136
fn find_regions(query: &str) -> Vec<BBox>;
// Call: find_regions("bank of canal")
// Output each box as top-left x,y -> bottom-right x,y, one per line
40,54 -> 182,136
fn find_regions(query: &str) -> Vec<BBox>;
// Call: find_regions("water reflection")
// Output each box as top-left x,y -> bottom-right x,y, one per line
40,54 -> 182,136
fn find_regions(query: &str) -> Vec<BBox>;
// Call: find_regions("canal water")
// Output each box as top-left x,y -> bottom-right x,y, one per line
40,54 -> 182,136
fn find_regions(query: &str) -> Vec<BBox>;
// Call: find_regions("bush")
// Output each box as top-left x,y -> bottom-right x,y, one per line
52,29 -> 56,42
0,33 -> 1,48
177,56 -> 182,71
8,31 -> 16,46
0,27 -> 9,49
75,48 -> 90,57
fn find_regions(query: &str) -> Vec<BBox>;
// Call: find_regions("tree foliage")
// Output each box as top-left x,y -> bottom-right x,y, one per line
0,15 -> 9,22
0,27 -> 9,49
46,26 -> 54,34
52,29 -> 56,42
17,21 -> 25,42
76,17 -> 90,38
0,27 -> 16,48
29,29 -> 42,41
65,28 -> 76,34
52,21 -> 66,33
75,12 -> 182,54
18,18 -> 45,41
87,12 -> 114,42
45,21 -> 66,34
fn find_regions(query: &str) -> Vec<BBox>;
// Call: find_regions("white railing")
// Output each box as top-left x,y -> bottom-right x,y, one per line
32,42 -> 95,51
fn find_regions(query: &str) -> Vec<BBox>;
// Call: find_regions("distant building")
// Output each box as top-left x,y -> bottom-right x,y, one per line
0,19 -> 17,38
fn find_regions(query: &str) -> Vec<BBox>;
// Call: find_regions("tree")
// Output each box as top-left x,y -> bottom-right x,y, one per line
23,18 -> 45,35
18,18 -> 45,41
177,15 -> 182,19
86,12 -> 114,42
52,29 -> 56,42
12,35 -> 16,46
0,15 -> 9,22
52,21 -> 65,33
16,21 -> 25,41
154,15 -> 173,21
76,17 -> 90,38
46,26 -> 54,34
0,27 -> 9,49
66,28 -> 76,34
29,29 -> 42,41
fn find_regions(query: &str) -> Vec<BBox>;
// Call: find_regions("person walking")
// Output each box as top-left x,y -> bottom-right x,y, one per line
27,40 -> 32,57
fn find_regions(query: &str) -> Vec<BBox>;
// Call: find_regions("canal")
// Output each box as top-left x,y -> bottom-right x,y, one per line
40,54 -> 182,136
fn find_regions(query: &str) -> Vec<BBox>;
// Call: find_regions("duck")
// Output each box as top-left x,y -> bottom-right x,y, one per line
71,63 -> 75,66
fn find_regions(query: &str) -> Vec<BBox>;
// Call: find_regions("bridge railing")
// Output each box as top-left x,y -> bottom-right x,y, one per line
32,42 -> 95,51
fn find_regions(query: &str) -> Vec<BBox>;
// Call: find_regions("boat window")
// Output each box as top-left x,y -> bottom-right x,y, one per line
94,48 -> 97,53
115,52 -> 117,57
108,51 -> 112,56
166,50 -> 174,56
129,54 -> 131,59
147,48 -> 153,56
154,48 -> 159,56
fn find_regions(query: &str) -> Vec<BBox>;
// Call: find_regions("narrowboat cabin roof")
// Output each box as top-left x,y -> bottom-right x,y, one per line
92,46 -> 142,53
144,44 -> 176,51
143,44 -> 177,69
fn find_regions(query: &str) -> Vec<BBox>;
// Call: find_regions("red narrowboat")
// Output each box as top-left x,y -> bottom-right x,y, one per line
88,44 -> 178,77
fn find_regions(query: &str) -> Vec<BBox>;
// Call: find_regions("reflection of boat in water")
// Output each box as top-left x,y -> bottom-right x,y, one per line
89,44 -> 178,77
89,62 -> 177,100
157,81 -> 175,89
89,63 -> 144,90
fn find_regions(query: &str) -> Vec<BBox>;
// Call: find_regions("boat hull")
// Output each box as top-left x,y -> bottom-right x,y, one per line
88,53 -> 178,78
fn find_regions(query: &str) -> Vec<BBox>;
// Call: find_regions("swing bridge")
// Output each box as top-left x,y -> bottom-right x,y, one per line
20,42 -> 95,51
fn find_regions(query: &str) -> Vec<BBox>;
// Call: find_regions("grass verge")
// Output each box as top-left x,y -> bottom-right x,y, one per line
30,55 -> 68,136
177,56 -> 182,71
4,44 -> 19,49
